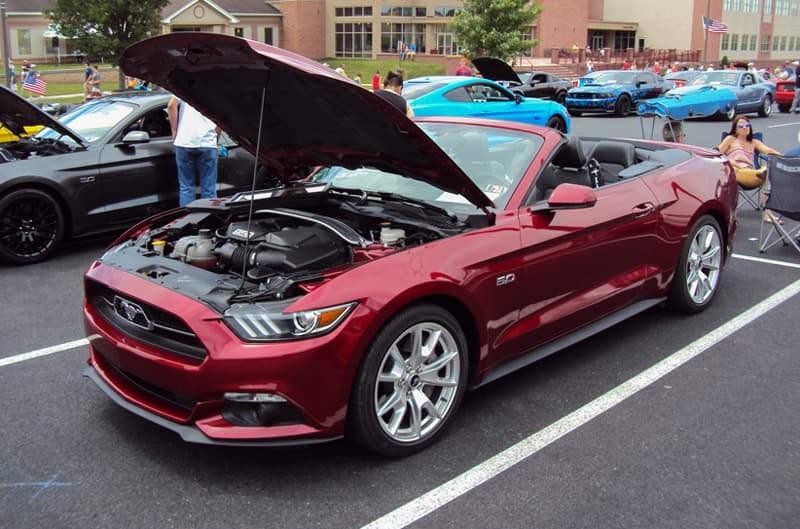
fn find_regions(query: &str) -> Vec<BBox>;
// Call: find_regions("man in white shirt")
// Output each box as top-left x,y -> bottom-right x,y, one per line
167,96 -> 220,206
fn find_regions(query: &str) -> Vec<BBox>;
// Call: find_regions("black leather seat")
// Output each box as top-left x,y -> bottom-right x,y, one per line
589,141 -> 636,184
532,136 -> 592,202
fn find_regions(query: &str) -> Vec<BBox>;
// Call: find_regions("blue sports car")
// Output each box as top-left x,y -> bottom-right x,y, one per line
683,70 -> 776,118
565,70 -> 671,117
637,84 -> 738,121
403,76 -> 570,133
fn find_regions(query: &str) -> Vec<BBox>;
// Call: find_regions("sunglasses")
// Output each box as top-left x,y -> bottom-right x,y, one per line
737,122 -> 751,128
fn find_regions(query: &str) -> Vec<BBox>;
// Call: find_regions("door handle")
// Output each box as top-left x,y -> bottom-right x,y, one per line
632,202 -> 654,216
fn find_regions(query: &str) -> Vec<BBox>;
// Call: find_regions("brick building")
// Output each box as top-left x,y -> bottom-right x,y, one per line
2,0 -> 799,67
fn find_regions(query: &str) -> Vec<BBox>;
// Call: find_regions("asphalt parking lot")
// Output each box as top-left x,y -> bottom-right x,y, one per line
1,112 -> 799,529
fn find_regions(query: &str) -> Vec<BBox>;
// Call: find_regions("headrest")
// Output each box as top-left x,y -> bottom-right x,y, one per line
590,141 -> 636,166
552,137 -> 586,169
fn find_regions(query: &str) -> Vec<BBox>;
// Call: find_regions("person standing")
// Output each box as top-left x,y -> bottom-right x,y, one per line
167,96 -> 221,207
372,69 -> 381,91
789,60 -> 800,114
7,61 -> 16,91
82,61 -> 93,101
373,71 -> 414,117
454,58 -> 472,76
87,65 -> 102,97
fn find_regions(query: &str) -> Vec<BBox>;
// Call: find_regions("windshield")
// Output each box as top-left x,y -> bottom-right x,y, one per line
690,71 -> 740,86
310,122 -> 543,211
36,99 -> 137,144
584,72 -> 635,85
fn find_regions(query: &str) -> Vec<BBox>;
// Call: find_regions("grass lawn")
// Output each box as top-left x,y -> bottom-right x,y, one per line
7,57 -> 445,106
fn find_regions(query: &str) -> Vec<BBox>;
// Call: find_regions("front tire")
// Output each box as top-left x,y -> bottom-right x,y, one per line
0,189 -> 65,265
347,304 -> 468,457
758,95 -> 772,117
614,94 -> 631,116
668,215 -> 723,314
721,104 -> 736,121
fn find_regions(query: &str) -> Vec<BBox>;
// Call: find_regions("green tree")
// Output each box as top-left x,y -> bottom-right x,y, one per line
450,0 -> 541,63
45,0 -> 169,89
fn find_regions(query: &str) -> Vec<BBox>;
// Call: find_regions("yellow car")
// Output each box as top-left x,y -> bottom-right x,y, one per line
0,124 -> 44,143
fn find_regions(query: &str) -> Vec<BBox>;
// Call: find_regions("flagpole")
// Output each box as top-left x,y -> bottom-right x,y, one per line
702,0 -> 710,65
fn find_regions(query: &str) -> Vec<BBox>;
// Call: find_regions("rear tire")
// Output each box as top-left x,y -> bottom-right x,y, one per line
545,115 -> 567,132
0,188 -> 65,265
668,215 -> 723,314
347,304 -> 468,457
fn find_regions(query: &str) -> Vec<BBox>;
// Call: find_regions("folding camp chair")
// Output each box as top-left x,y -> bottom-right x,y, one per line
720,131 -> 768,211
759,155 -> 800,255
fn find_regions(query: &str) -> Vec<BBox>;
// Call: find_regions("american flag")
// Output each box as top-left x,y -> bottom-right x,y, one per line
702,15 -> 728,34
23,77 -> 47,95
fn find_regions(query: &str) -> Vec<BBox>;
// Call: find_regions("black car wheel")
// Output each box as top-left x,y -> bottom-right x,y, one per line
555,91 -> 567,104
347,304 -> 468,457
0,189 -> 65,265
758,95 -> 773,117
614,94 -> 631,116
545,115 -> 568,132
668,215 -> 723,314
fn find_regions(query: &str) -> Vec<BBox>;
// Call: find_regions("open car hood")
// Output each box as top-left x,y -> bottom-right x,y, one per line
0,86 -> 84,144
120,33 -> 493,210
471,57 -> 523,85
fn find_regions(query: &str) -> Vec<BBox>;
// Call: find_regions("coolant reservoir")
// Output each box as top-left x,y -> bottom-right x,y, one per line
172,229 -> 217,269
380,225 -> 405,245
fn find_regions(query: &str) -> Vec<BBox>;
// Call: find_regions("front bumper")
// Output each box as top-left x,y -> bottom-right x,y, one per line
83,261 -> 367,445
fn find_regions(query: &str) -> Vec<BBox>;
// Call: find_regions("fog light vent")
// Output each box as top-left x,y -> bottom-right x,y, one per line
222,393 -> 305,427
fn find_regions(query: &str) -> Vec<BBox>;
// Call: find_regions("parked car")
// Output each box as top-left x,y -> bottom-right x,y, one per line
684,69 -> 776,117
775,78 -> 796,113
663,70 -> 704,88
565,70 -> 671,116
403,75 -> 570,132
0,87 -> 260,265
82,32 -> 738,458
471,57 -> 573,103
637,84 -> 739,121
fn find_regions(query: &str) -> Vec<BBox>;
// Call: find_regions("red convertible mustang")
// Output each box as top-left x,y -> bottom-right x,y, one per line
83,33 -> 738,457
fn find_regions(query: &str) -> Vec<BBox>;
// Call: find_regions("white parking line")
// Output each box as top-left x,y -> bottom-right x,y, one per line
732,252 -> 800,269
361,277 -> 800,529
0,338 -> 88,368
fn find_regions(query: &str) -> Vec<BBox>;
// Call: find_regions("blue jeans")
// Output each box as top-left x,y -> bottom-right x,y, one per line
175,146 -> 218,206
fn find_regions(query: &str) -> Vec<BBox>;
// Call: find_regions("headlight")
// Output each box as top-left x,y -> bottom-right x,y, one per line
224,300 -> 356,341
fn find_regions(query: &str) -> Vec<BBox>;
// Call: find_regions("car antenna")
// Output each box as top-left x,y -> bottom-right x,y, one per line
235,82 -> 269,294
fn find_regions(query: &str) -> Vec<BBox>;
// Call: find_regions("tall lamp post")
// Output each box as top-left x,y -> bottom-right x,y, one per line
702,0 -> 710,65
1,0 -> 10,88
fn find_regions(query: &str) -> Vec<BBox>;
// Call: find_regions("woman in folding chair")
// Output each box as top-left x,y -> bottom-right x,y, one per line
717,115 -> 781,221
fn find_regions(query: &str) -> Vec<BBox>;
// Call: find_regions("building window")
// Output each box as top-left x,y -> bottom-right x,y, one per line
744,0 -> 752,11
792,0 -> 799,15
434,6 -> 458,16
773,35 -> 780,50
336,6 -> 373,16
724,0 -> 732,9
335,22 -> 373,57
753,0 -> 761,12
730,34 -> 739,50
614,31 -> 635,51
764,0 -> 773,15
380,22 -> 425,53
761,34 -> 770,52
415,7 -> 427,16
750,34 -> 757,50
264,27 -> 276,46
381,6 -> 414,16
721,34 -> 730,51
732,0 -> 741,9
16,29 -> 31,55
790,36 -> 796,51
780,35 -> 787,49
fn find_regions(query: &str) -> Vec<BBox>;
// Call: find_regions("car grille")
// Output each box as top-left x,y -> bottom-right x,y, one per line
571,93 -> 602,100
98,353 -> 198,412
86,278 -> 208,363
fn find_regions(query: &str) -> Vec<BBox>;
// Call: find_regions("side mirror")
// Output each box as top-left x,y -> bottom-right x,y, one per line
120,130 -> 150,144
515,93 -> 523,104
530,183 -> 597,213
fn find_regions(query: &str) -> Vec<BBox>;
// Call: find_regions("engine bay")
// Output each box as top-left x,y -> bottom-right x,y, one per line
100,186 -> 483,311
